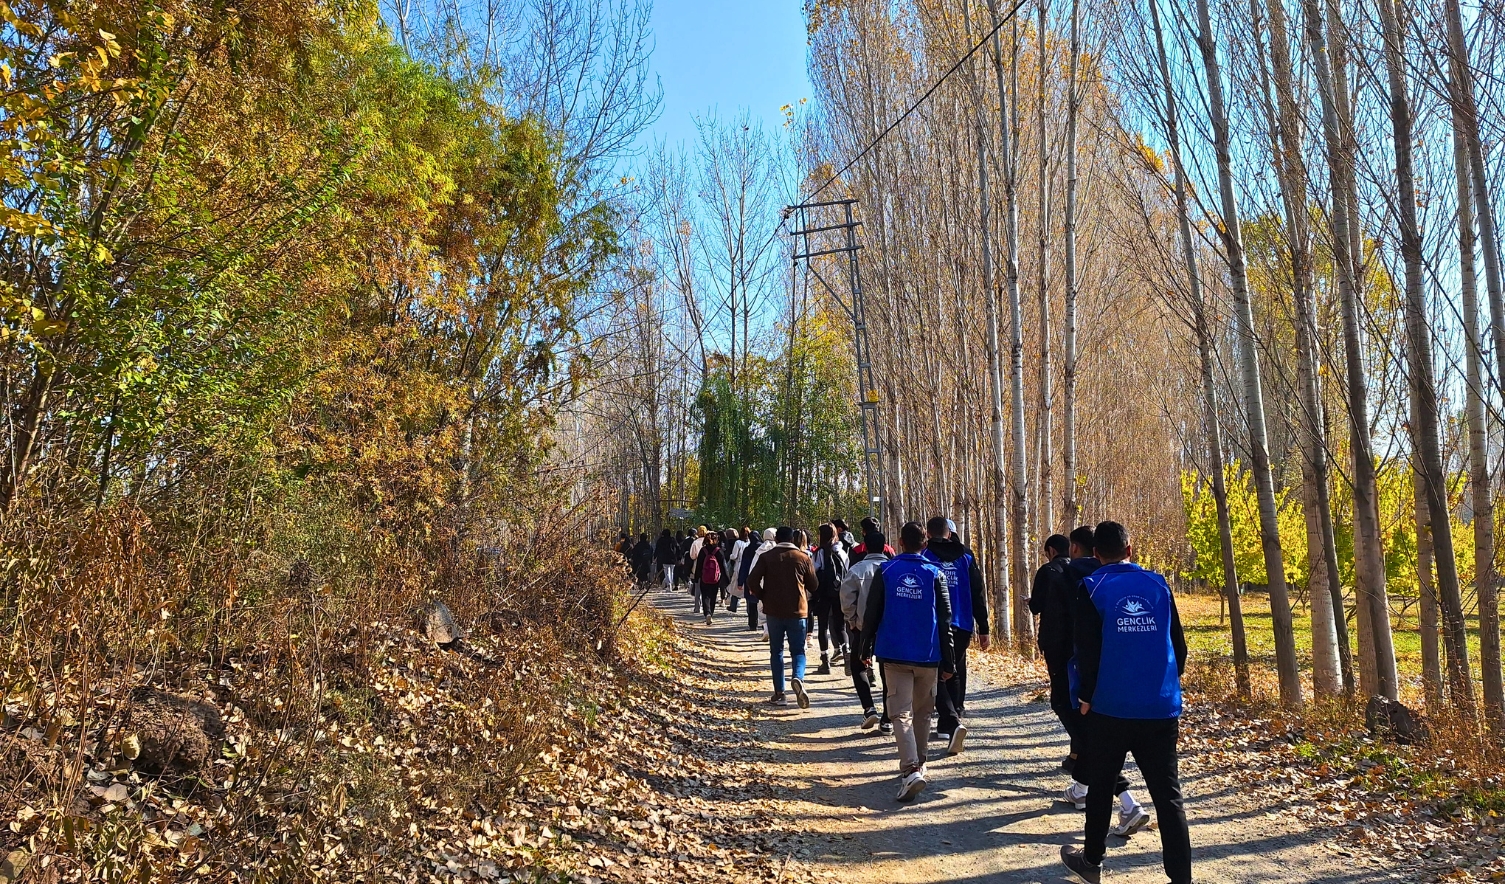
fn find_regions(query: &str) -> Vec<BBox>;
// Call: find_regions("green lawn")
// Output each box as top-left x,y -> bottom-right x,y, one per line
1178,588 -> 1491,702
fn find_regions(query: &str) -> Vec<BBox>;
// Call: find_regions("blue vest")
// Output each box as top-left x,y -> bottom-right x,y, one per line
874,554 -> 945,665
922,548 -> 974,631
1082,562 -> 1182,719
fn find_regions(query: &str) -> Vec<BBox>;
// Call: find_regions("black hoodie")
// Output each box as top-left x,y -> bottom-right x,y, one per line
923,536 -> 990,635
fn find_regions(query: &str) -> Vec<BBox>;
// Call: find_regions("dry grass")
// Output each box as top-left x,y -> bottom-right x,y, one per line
0,490 -> 637,882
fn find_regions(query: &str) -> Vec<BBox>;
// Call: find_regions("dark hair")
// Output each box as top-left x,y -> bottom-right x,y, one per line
818,523 -> 836,546
775,526 -> 794,543
925,516 -> 950,537
865,531 -> 887,553
860,516 -> 879,534
1069,525 -> 1095,550
741,525 -> 752,540
1045,534 -> 1070,557
899,521 -> 926,551
660,528 -> 672,539
706,532 -> 719,545
639,532 -> 649,542
1094,521 -> 1130,558
833,518 -> 849,531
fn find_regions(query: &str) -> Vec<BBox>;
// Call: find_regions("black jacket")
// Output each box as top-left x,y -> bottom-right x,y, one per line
1029,554 -> 1075,661
813,545 -> 847,599
694,545 -> 729,588
859,565 -> 956,672
923,536 -> 990,635
654,535 -> 679,565
630,541 -> 655,575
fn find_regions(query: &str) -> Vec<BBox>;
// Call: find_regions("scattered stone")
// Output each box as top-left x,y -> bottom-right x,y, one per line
122,687 -> 225,774
1365,695 -> 1428,744
0,849 -> 30,883
420,600 -> 466,647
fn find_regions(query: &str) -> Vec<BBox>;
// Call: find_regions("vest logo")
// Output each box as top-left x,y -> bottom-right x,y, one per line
896,573 -> 925,600
1116,595 -> 1157,632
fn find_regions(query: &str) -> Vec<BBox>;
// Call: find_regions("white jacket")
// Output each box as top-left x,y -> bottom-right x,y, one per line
744,540 -> 776,584
840,555 -> 889,631
727,539 -> 751,597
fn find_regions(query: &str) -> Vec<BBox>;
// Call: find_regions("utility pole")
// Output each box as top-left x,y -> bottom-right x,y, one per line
789,199 -> 884,519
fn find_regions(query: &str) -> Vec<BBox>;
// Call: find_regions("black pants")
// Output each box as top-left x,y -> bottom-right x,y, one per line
1082,713 -> 1191,884
848,629 -> 889,721
746,591 -> 760,629
1046,654 -> 1082,759
700,583 -> 719,616
936,628 -> 971,735
810,595 -> 846,654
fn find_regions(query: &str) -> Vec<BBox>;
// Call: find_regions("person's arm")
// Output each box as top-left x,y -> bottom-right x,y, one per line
861,571 -> 886,660
969,554 -> 989,635
1170,593 -> 1188,676
1028,565 -> 1048,615
800,555 -> 819,597
746,556 -> 766,599
1074,582 -> 1105,709
936,575 -> 956,675
839,567 -> 860,625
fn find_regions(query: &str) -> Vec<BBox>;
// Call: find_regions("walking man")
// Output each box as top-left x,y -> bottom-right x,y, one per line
840,529 -> 892,733
923,516 -> 989,755
745,527 -> 819,709
1060,521 -> 1191,884
859,521 -> 955,801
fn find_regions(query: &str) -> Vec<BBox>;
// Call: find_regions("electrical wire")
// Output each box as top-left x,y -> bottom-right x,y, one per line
803,0 -> 1033,204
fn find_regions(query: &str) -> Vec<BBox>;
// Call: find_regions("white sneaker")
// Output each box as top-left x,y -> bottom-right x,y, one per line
1062,783 -> 1089,811
947,724 -> 968,756
1111,804 -> 1151,837
897,769 -> 928,801
791,678 -> 810,709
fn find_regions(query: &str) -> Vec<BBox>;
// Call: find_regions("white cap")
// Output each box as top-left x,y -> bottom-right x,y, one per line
946,519 -> 958,536
763,527 -> 777,541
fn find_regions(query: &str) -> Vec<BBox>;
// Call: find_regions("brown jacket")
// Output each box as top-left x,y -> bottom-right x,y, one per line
745,543 -> 818,619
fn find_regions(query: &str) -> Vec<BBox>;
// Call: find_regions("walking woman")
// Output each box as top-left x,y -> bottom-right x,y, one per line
695,532 -> 728,625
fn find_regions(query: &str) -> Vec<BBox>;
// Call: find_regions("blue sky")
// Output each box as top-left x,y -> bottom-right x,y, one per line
641,0 -> 812,150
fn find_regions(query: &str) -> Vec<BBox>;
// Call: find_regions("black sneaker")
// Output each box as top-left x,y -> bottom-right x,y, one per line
816,657 -> 832,675
1062,754 -> 1077,774
1060,846 -> 1102,884
878,721 -> 893,735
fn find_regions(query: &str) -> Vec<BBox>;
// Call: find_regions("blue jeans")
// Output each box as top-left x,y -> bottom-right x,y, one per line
766,616 -> 808,693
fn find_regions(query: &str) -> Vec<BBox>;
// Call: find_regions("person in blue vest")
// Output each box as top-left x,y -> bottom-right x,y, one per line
1060,521 -> 1191,884
922,516 -> 989,756
858,521 -> 955,802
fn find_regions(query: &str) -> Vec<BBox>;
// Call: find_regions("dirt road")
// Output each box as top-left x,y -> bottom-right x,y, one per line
652,585 -> 1403,884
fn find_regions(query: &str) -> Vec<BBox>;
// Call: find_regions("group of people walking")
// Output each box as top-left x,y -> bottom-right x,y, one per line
615,515 -> 1192,884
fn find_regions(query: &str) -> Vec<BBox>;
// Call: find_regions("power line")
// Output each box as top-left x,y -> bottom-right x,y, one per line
805,0 -> 1033,202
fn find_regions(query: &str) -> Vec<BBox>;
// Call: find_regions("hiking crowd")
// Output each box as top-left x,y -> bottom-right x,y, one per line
614,516 -> 1191,884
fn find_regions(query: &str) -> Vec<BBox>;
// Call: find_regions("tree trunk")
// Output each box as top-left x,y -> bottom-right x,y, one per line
1415,448 -> 1445,706
1254,0 -> 1343,696
968,0 -> 1014,643
1194,0 -> 1302,708
1376,0 -> 1474,707
1148,0 -> 1249,696
1035,0 -> 1054,538
1443,7 -> 1503,726
1062,0 -> 1081,530
1300,0 -> 1397,697
988,0 -> 1034,647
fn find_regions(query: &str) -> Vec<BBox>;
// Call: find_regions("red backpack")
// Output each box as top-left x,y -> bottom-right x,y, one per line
702,554 -> 722,585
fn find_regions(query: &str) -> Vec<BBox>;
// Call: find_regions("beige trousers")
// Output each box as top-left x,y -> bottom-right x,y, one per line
884,663 -> 938,775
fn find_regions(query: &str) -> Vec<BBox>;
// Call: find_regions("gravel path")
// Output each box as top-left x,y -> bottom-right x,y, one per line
653,586 -> 1405,884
